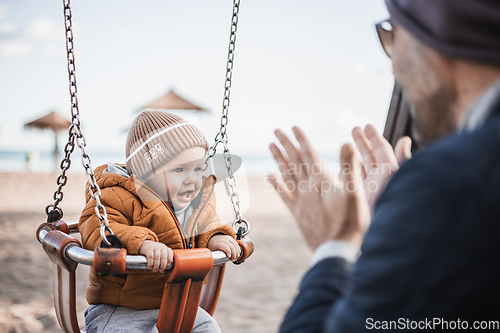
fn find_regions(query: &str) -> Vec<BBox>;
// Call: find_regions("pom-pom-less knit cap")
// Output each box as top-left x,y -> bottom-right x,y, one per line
125,111 -> 208,179
385,0 -> 500,65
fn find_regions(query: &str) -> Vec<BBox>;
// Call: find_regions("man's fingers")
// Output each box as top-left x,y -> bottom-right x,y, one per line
352,127 -> 376,171
275,129 -> 305,180
339,143 -> 364,187
267,174 -> 294,210
394,136 -> 412,165
292,127 -> 319,166
269,143 -> 298,185
360,161 -> 367,180
364,124 -> 398,167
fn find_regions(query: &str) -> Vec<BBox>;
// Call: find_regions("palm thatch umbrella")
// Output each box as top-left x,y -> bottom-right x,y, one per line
25,111 -> 71,171
142,90 -> 205,111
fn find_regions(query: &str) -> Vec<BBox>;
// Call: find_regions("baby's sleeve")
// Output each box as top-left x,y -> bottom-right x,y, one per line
79,187 -> 158,255
195,213 -> 236,248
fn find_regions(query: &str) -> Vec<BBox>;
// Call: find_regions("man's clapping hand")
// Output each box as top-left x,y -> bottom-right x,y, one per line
352,124 -> 412,212
268,127 -> 370,250
268,126 -> 411,251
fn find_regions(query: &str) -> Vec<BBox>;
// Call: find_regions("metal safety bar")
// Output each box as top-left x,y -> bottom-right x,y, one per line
37,227 -> 232,270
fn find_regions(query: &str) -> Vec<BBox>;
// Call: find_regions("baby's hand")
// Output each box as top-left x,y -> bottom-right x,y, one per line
139,240 -> 173,273
207,235 -> 241,262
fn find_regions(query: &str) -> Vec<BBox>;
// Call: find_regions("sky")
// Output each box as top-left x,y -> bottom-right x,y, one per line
0,0 -> 392,162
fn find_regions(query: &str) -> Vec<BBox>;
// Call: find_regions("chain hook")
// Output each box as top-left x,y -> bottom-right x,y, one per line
100,225 -> 114,247
45,205 -> 63,223
232,219 -> 250,237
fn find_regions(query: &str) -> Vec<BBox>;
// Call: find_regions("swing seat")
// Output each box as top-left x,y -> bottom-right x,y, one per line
37,220 -> 254,333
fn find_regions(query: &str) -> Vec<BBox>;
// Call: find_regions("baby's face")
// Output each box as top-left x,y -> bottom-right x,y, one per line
146,147 -> 206,211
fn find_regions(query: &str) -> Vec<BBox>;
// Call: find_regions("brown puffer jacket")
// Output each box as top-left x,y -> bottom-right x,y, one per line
79,164 -> 235,310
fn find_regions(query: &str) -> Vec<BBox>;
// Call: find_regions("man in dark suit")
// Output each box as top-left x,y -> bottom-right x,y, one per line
268,0 -> 500,331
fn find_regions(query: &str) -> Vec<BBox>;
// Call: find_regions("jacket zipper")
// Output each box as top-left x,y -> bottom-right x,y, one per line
135,179 -> 188,249
161,201 -> 188,249
187,176 -> 216,248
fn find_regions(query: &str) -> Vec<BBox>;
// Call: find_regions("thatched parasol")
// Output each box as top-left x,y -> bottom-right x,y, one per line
142,90 -> 205,111
25,111 -> 71,171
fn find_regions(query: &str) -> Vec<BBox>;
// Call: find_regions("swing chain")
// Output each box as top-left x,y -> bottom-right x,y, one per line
204,0 -> 248,234
46,0 -> 113,246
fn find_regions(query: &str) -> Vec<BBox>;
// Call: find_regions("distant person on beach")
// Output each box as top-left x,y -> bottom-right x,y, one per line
79,111 -> 240,333
269,0 -> 500,331
25,148 -> 39,173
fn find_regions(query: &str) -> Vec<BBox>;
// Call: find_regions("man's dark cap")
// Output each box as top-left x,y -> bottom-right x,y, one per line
385,0 -> 500,65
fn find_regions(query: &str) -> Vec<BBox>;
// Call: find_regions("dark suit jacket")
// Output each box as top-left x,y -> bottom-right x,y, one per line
280,104 -> 500,332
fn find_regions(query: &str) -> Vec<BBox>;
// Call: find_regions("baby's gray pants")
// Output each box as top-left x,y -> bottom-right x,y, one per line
84,304 -> 221,333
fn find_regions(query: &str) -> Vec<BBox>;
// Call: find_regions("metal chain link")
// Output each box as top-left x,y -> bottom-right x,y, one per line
45,0 -> 113,246
204,0 -> 249,236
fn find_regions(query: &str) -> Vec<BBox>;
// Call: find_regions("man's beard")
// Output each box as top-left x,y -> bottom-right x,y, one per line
410,85 -> 459,147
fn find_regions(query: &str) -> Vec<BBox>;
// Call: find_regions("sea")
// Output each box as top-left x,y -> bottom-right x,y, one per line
0,150 -> 340,177
0,150 -> 272,176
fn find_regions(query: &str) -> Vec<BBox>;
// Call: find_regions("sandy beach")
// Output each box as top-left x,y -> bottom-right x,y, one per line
0,172 -> 312,333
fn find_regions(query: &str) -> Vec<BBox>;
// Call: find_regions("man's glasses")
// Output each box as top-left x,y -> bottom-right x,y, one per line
376,19 -> 394,58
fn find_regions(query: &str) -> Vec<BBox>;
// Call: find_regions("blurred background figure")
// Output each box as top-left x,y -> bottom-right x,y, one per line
25,147 -> 39,172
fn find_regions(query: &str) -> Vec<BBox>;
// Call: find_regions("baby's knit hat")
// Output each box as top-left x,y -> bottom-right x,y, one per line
125,111 -> 208,179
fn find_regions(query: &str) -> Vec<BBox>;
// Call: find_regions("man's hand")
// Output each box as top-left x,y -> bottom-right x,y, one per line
268,127 -> 371,251
352,125 -> 412,211
139,240 -> 174,273
208,235 -> 241,262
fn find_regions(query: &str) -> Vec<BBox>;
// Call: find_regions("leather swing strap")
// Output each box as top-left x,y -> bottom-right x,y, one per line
199,264 -> 226,316
193,236 -> 256,318
234,236 -> 254,264
37,221 -> 132,333
157,249 -> 213,333
41,228 -> 81,333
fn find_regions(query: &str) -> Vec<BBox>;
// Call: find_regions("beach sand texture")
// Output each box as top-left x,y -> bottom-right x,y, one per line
0,172 -> 311,333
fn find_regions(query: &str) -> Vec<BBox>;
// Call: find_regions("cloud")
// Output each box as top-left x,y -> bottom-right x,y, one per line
0,39 -> 32,57
24,17 -> 60,41
0,21 -> 14,34
0,17 -> 62,58
0,4 -> 7,21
